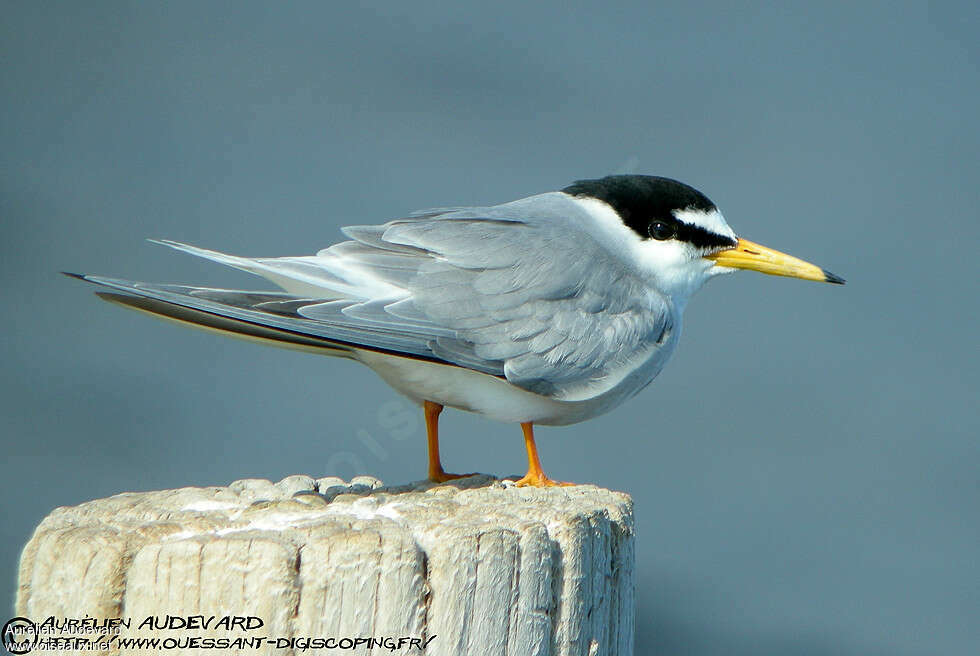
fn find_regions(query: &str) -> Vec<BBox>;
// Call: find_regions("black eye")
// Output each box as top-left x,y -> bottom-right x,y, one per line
648,221 -> 676,241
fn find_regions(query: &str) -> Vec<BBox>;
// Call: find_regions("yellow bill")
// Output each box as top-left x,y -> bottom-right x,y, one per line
706,238 -> 845,284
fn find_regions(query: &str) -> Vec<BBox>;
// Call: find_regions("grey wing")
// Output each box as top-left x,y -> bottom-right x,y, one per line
121,193 -> 673,401
305,192 -> 674,400
72,276 -> 453,362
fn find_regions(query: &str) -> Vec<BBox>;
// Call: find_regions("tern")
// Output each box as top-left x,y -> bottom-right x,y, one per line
68,175 -> 844,486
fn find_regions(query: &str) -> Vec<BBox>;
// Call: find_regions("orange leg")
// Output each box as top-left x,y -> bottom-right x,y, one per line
514,422 -> 573,487
424,401 -> 471,483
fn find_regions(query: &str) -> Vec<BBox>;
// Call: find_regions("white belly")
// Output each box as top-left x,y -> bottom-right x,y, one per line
353,344 -> 672,426
354,349 -> 571,423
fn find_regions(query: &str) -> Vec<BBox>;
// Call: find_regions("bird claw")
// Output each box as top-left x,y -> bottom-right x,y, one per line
512,472 -> 575,487
429,470 -> 477,484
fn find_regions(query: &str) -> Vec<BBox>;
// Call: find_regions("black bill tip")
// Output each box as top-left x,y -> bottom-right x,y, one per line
61,271 -> 88,281
822,269 -> 846,285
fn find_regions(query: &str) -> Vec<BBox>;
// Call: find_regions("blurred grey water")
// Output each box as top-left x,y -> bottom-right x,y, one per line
2,2 -> 977,654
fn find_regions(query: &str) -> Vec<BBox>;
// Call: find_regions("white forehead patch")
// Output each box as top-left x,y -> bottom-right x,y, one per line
673,208 -> 737,240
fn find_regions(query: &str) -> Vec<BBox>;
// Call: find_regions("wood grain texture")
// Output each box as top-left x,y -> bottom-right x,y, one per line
17,475 -> 634,655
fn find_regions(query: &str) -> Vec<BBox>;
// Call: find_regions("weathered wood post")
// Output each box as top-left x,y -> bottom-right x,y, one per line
16,475 -> 634,655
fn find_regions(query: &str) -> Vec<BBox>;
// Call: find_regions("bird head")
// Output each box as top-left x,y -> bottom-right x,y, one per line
563,175 -> 844,302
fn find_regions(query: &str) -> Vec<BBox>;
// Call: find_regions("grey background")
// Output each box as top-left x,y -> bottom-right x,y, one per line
2,2 -> 977,654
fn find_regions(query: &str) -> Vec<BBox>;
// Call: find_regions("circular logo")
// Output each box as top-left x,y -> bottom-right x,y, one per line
2,617 -> 37,655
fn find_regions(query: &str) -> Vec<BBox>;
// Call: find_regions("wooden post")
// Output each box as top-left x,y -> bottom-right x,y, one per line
16,475 -> 634,655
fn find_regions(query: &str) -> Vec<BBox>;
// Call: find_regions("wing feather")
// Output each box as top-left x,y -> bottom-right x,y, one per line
125,193 -> 674,401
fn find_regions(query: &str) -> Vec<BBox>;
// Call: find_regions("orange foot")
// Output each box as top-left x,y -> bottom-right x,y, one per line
513,471 -> 576,487
514,422 -> 576,486
429,470 -> 477,484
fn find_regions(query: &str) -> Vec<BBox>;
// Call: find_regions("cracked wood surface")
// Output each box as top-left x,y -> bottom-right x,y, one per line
17,475 -> 634,655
